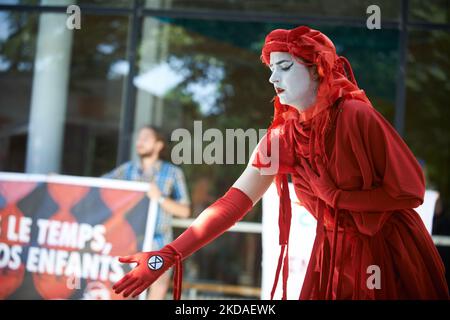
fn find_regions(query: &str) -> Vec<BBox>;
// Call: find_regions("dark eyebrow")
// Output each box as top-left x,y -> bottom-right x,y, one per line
269,59 -> 292,67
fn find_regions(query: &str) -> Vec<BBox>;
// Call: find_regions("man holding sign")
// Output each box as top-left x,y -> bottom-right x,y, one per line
104,125 -> 191,299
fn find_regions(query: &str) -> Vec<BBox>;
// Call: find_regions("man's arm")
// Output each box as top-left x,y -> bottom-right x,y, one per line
101,162 -> 129,179
159,197 -> 190,218
147,166 -> 191,218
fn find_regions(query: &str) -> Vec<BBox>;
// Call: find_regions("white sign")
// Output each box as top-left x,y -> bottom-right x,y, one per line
261,183 -> 316,300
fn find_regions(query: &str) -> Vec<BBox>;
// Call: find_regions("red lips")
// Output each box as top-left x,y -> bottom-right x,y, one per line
275,87 -> 285,94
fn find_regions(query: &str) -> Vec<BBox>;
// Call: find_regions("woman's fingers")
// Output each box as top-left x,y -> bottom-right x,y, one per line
295,165 -> 306,177
123,279 -> 143,298
296,172 -> 307,184
296,160 -> 310,178
113,274 -> 137,294
298,179 -> 314,195
131,282 -> 151,298
119,254 -> 139,264
300,158 -> 317,178
112,273 -> 130,291
314,156 -> 327,176
294,166 -> 316,196
296,171 -> 310,187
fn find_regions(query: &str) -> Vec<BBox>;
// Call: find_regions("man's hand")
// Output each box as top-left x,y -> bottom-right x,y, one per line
147,182 -> 162,201
113,245 -> 177,298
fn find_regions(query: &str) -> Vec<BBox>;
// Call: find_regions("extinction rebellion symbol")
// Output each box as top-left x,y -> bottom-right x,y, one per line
148,255 -> 164,270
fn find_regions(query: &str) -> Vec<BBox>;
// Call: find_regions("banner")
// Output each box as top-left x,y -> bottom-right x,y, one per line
0,172 -> 155,300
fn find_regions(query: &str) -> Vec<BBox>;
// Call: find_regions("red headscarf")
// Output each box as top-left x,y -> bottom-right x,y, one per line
257,26 -> 371,172
254,26 -> 371,299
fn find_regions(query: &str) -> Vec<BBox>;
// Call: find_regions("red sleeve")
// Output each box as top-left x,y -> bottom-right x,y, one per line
251,125 -> 296,175
335,187 -> 422,212
334,99 -> 425,212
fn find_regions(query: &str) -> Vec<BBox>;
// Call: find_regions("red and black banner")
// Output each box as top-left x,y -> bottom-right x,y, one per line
0,173 -> 152,300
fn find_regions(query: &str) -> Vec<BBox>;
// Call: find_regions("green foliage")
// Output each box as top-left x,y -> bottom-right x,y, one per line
405,28 -> 450,197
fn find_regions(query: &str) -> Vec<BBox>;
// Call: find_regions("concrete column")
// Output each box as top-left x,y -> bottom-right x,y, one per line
131,0 -> 172,162
26,0 -> 74,173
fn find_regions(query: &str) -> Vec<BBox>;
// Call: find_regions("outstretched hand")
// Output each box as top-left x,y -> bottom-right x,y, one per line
295,156 -> 339,207
113,246 -> 177,298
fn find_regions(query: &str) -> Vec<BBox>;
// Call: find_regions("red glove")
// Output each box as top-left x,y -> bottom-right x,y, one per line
295,156 -> 339,207
112,245 -> 181,298
113,187 -> 254,299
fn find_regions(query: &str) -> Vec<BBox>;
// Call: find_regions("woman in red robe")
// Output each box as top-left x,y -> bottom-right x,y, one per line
113,26 -> 449,300
252,26 -> 449,299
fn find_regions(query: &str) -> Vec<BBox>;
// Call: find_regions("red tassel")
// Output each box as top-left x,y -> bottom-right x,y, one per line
173,254 -> 182,300
271,245 -> 286,299
271,174 -> 293,300
278,175 -> 292,245
282,244 -> 290,300
167,245 -> 183,300
325,210 -> 339,299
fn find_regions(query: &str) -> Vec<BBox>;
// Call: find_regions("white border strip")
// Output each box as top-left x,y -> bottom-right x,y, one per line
0,172 -> 150,192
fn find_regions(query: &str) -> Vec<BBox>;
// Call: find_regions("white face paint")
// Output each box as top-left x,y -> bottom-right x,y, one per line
269,51 -> 318,111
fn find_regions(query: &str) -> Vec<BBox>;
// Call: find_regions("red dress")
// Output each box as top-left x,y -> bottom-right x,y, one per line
253,25 -> 448,299
253,98 -> 449,299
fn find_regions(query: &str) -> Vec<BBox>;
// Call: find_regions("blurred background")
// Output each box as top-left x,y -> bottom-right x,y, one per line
0,0 -> 449,299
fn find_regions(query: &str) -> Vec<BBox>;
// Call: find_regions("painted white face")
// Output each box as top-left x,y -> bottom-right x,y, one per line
269,51 -> 317,111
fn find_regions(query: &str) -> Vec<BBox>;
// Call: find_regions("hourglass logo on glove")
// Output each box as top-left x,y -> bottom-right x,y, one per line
147,255 -> 164,271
